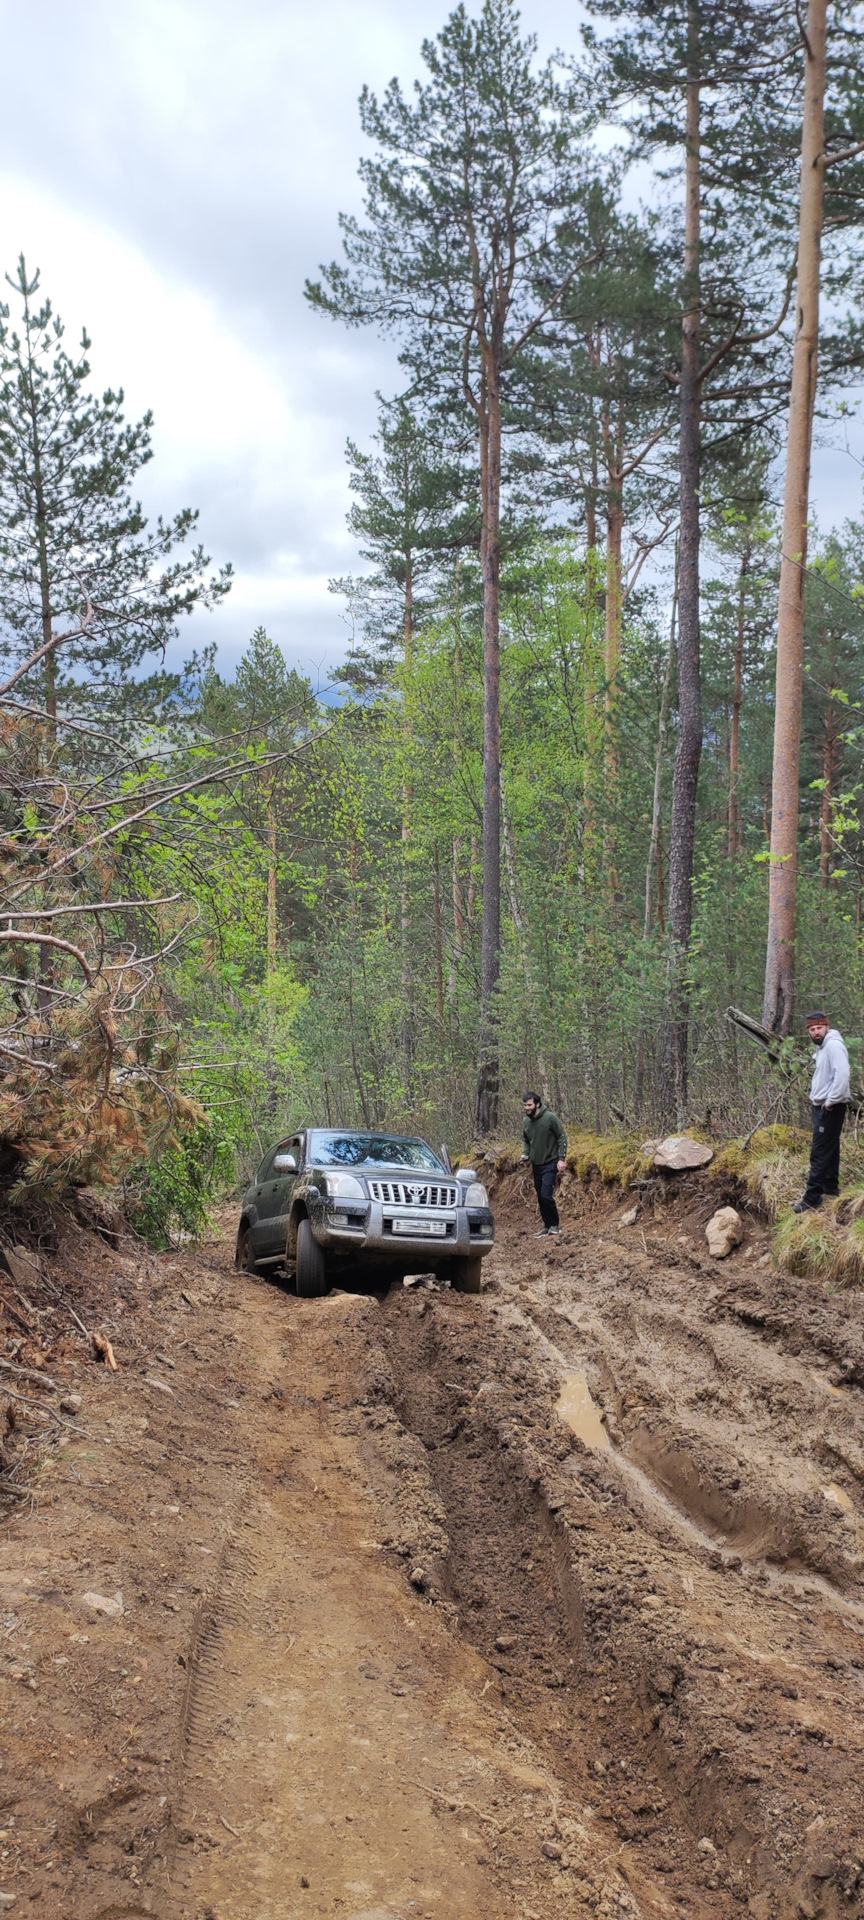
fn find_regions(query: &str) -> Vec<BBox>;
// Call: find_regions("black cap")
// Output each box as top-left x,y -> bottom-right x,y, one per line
805,1010 -> 828,1023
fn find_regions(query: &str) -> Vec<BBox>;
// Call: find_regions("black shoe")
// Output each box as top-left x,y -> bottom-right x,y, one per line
793,1198 -> 821,1214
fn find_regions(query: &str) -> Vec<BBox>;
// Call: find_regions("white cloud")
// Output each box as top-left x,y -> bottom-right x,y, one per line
0,0 -> 859,693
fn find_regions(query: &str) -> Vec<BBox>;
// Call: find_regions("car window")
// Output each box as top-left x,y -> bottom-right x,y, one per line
308,1131 -> 445,1171
256,1143 -> 290,1181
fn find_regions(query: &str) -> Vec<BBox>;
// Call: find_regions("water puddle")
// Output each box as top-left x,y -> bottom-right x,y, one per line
556,1371 -> 609,1450
823,1482 -> 853,1512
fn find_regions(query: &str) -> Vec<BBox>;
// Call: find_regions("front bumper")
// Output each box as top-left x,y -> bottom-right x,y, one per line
315,1199 -> 494,1259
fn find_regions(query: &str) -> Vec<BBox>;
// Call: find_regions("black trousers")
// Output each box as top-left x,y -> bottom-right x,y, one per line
803,1102 -> 847,1206
532,1159 -> 560,1229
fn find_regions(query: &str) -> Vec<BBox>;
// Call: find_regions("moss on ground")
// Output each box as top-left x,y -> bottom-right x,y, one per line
565,1130 -> 654,1189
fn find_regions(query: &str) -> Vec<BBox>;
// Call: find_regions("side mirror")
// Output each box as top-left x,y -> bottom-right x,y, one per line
440,1143 -> 453,1173
273,1152 -> 297,1173
457,1167 -> 476,1185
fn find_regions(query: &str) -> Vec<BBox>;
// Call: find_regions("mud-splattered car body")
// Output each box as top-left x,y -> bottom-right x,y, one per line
235,1127 -> 494,1293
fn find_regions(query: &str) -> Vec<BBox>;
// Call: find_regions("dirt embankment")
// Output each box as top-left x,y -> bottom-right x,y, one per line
0,1162 -> 863,1920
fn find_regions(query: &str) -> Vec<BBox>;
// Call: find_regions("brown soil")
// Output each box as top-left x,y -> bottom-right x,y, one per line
1,1164 -> 863,1920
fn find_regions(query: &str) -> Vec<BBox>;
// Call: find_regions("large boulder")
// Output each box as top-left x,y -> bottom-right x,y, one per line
653,1135 -> 714,1172
705,1206 -> 743,1258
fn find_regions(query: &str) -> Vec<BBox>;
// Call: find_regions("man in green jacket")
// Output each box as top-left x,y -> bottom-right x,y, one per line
521,1091 -> 568,1236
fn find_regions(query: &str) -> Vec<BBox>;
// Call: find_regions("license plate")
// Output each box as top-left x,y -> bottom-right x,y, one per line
392,1216 -> 447,1237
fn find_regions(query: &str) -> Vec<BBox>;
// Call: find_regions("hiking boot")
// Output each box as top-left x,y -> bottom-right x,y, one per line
534,1228 -> 549,1237
547,1226 -> 562,1236
793,1198 -> 821,1214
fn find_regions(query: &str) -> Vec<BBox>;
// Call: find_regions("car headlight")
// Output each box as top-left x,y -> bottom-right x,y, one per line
323,1173 -> 367,1200
464,1182 -> 488,1207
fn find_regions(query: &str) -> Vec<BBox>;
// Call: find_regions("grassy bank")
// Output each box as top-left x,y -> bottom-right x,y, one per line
474,1123 -> 864,1287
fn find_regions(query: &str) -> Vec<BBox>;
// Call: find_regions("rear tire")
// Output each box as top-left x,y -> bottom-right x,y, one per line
295,1217 -> 329,1298
236,1225 -> 260,1275
448,1255 -> 482,1294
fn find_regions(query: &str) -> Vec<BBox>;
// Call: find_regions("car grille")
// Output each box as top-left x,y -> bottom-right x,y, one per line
367,1180 -> 458,1208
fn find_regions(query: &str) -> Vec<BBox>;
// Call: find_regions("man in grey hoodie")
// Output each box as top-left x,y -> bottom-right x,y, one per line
794,1011 -> 851,1213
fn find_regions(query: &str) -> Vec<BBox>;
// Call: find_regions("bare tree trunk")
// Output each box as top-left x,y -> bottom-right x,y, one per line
401,557 -> 414,1073
820,697 -> 835,885
645,557 -> 678,939
502,776 -> 549,1092
664,0 -> 702,1124
476,362 -> 502,1136
603,415 -> 624,781
23,290 -> 58,733
433,841 -> 445,1034
728,545 -> 749,859
763,0 -> 827,1034
266,781 -> 278,972
450,837 -> 465,1003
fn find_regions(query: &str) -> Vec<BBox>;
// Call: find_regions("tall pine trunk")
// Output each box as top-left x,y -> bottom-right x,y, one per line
820,698 -> 835,885
401,554 -> 414,1075
266,781 -> 278,971
664,0 -> 703,1125
603,411 -> 624,893
728,545 -> 749,859
763,0 -> 827,1033
475,361 -> 502,1136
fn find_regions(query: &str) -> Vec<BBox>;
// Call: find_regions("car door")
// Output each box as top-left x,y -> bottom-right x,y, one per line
271,1137 -> 302,1248
251,1142 -> 293,1254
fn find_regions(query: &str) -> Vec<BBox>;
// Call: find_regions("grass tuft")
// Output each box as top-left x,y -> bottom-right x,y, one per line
713,1126 -> 811,1219
566,1130 -> 655,1189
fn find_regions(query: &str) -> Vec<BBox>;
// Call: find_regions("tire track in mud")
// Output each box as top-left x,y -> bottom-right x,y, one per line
371,1248 -> 864,1920
162,1475 -> 258,1878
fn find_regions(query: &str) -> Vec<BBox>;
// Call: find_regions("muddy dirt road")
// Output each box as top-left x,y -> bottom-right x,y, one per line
1,1164 -> 863,1919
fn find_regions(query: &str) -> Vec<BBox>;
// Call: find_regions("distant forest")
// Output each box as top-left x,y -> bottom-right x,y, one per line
3,0 -> 864,1239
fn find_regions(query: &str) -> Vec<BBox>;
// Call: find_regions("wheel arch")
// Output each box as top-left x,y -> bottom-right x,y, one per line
286,1201 -> 307,1258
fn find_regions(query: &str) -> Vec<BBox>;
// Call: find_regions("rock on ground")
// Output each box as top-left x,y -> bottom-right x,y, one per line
705,1205 -> 744,1257
653,1134 -> 714,1171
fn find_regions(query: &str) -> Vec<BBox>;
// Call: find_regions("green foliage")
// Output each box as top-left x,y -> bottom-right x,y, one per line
124,1118 -> 236,1251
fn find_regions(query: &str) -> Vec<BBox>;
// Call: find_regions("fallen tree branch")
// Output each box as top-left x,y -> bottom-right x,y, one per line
1,1383 -> 93,1433
0,1357 -> 58,1391
726,1006 -> 782,1060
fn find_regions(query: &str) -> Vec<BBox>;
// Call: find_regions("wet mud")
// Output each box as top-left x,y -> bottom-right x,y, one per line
0,1165 -> 862,1918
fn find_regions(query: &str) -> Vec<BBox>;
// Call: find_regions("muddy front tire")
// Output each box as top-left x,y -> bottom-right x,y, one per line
295,1217 -> 329,1298
448,1255 -> 482,1294
236,1226 -> 260,1275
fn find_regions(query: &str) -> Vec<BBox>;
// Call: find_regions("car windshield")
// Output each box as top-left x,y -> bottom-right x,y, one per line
309,1131 -> 445,1171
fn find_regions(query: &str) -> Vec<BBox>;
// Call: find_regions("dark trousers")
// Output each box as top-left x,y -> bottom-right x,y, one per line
803,1102 -> 847,1206
532,1159 -> 560,1229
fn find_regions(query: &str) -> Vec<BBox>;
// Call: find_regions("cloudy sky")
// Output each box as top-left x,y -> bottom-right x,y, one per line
0,0 -> 859,690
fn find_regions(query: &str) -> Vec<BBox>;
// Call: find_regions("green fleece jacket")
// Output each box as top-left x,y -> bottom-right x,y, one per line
522,1105 -> 567,1167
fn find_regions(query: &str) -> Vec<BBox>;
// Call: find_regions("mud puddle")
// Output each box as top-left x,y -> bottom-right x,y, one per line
555,1372 -> 610,1450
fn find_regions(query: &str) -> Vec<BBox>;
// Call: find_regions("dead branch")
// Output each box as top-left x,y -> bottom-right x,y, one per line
0,928 -> 94,984
1,1383 -> 92,1433
0,601 -> 94,701
28,1269 -> 91,1340
726,1006 -> 782,1056
9,895 -> 182,920
0,1357 -> 58,1391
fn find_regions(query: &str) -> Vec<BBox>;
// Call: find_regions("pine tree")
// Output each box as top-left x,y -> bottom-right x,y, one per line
0,257 -> 231,729
306,0 -> 597,1134
331,393 -> 478,695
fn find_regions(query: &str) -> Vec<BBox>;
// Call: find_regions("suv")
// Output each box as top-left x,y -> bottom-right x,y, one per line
235,1127 -> 494,1297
